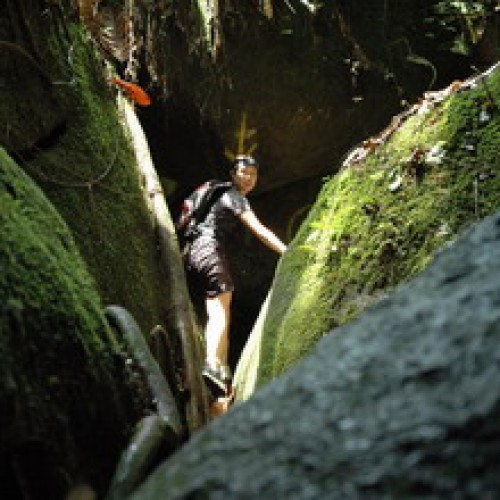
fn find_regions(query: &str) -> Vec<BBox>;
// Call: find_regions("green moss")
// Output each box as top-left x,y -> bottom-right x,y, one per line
252,67 -> 500,389
1,10 -> 168,333
0,148 -> 144,493
0,148 -> 104,348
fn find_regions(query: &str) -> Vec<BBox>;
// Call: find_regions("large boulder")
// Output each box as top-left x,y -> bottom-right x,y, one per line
0,0 -> 170,335
131,210 -> 500,498
0,148 -> 149,498
235,63 -> 500,395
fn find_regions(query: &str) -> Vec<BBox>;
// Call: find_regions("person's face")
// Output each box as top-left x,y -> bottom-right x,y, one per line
231,164 -> 258,195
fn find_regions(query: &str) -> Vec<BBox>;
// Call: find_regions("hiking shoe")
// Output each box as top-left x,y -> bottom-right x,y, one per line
202,363 -> 228,394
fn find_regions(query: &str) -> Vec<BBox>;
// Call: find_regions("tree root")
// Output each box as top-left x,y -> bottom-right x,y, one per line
104,305 -> 184,499
105,305 -> 182,435
106,415 -> 168,500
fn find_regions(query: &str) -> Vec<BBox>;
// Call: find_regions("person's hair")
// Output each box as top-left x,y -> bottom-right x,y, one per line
232,155 -> 259,171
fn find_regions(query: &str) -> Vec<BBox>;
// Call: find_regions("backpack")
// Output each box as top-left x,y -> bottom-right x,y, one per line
176,180 -> 232,245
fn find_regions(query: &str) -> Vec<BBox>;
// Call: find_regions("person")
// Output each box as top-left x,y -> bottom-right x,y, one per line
179,155 -> 287,399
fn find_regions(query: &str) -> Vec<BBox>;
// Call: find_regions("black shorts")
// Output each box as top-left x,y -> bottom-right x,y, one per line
184,239 -> 234,299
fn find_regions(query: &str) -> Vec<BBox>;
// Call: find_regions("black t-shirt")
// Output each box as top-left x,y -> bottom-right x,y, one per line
195,186 -> 251,247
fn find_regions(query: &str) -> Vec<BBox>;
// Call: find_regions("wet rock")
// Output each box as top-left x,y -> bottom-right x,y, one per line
131,211 -> 500,498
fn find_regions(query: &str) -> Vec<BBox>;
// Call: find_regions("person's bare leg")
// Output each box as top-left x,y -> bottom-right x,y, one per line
205,291 -> 232,369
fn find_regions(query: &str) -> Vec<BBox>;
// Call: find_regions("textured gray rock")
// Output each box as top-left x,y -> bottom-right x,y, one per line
131,212 -> 500,499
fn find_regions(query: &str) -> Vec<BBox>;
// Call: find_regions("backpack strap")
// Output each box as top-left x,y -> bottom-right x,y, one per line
191,181 -> 232,227
177,180 -> 232,243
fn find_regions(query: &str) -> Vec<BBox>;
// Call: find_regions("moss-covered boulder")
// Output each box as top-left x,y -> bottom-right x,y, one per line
236,63 -> 500,398
0,148 -> 148,498
130,210 -> 500,499
0,0 -> 168,335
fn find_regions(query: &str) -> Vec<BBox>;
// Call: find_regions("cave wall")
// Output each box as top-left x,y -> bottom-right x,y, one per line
146,0 -> 479,192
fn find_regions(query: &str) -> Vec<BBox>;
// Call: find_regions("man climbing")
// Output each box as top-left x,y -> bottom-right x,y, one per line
177,155 -> 287,407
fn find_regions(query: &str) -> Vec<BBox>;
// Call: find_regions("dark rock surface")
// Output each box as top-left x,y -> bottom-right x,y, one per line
0,150 -> 148,498
131,211 -> 500,498
146,1 -> 475,195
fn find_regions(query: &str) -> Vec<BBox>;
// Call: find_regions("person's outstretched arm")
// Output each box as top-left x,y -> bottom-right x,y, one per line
239,210 -> 287,255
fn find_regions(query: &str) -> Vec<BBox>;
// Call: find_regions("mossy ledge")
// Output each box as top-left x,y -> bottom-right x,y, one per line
236,65 -> 500,398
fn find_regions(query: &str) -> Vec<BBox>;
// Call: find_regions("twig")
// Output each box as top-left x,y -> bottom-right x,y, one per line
0,40 -> 52,81
0,40 -> 75,86
471,64 -> 500,111
19,133 -> 120,189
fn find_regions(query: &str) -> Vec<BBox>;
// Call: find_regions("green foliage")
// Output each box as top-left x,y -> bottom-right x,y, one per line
252,66 -> 500,389
426,0 -> 497,54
